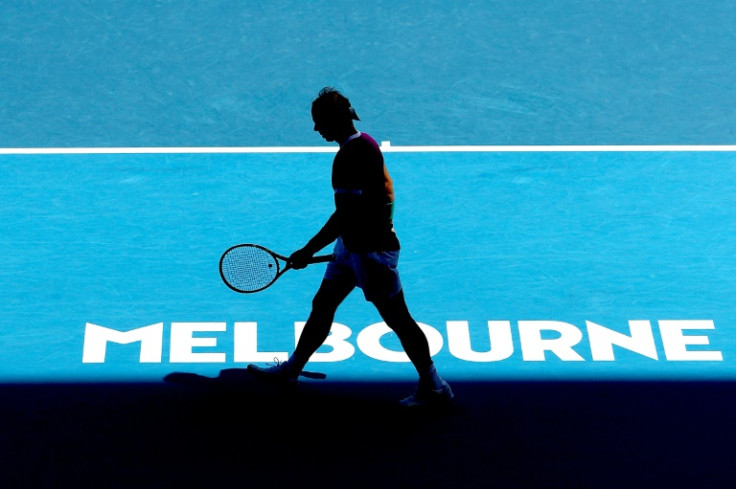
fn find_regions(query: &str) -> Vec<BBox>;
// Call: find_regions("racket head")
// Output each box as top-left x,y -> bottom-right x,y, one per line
219,244 -> 285,293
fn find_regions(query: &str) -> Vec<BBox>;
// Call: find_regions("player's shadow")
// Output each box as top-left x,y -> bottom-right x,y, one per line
162,368 -> 458,417
164,368 -> 256,389
162,367 -> 312,402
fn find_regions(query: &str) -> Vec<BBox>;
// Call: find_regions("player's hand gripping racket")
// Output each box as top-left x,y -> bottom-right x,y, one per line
219,244 -> 333,293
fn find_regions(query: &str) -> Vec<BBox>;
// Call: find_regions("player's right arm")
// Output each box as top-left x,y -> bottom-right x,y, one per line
289,212 -> 340,269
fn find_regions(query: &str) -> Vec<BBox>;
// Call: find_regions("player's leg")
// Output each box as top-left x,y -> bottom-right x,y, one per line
373,291 -> 454,406
288,277 -> 354,373
247,277 -> 354,384
373,290 -> 432,373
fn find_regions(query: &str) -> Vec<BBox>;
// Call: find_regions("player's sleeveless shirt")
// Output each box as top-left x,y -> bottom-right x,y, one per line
332,133 -> 400,252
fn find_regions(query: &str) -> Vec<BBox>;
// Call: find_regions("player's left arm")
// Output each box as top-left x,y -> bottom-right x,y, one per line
382,162 -> 395,204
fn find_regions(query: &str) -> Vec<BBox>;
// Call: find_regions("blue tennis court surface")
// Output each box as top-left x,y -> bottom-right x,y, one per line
3,2 -> 736,488
3,148 -> 735,383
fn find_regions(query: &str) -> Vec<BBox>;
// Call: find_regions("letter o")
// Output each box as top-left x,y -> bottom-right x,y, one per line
357,322 -> 443,362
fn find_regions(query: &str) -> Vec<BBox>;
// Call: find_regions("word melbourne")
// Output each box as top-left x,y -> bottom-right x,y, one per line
82,320 -> 722,363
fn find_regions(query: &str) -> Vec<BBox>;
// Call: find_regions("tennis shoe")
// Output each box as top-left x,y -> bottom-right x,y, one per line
247,360 -> 299,387
399,380 -> 454,408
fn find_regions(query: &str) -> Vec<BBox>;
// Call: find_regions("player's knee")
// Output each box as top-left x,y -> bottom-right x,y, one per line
312,289 -> 340,313
374,291 -> 410,320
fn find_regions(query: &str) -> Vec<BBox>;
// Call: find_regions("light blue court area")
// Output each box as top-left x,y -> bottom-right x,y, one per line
2,149 -> 735,383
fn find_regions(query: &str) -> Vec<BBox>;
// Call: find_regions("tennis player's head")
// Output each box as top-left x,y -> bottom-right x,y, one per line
312,87 -> 360,142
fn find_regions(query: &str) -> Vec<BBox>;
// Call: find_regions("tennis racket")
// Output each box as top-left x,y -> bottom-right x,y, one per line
219,244 -> 333,293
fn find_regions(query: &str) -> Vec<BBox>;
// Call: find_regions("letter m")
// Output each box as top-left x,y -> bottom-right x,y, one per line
82,323 -> 164,363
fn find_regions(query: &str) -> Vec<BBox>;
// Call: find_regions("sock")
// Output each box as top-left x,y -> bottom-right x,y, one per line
421,363 -> 443,390
285,351 -> 307,377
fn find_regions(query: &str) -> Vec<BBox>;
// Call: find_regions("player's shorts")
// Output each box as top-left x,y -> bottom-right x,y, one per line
323,237 -> 402,302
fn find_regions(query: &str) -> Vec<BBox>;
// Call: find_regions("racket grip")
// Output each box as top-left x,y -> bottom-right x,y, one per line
299,370 -> 327,380
309,253 -> 334,264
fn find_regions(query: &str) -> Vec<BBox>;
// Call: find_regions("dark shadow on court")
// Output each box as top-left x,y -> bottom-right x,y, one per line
1,377 -> 733,488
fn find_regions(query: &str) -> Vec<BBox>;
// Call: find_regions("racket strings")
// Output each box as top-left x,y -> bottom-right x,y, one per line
220,245 -> 279,292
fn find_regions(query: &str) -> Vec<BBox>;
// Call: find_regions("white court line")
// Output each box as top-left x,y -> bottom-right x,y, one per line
0,143 -> 735,154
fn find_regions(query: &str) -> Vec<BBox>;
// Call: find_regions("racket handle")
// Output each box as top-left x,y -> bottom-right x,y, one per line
309,253 -> 334,264
285,253 -> 333,271
299,370 -> 327,380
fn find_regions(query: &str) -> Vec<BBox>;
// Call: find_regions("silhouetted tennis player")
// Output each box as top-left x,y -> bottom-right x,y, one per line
248,87 -> 453,407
